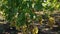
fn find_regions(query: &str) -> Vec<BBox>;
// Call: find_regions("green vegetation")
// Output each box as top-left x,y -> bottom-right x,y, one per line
0,0 -> 60,34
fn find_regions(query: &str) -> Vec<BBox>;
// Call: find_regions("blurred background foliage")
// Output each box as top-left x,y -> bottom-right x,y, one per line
0,0 -> 60,34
